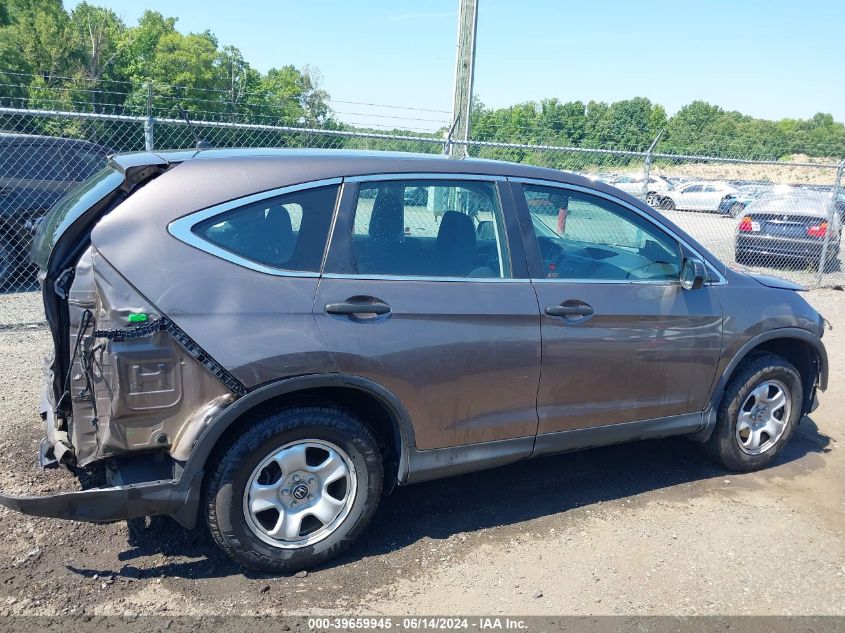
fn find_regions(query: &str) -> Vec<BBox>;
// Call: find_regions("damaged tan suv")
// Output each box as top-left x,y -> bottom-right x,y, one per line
0,149 -> 829,572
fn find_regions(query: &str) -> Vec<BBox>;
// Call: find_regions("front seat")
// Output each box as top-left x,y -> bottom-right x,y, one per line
435,211 -> 478,276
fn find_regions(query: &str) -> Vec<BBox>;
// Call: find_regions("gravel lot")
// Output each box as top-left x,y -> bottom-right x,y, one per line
0,289 -> 842,617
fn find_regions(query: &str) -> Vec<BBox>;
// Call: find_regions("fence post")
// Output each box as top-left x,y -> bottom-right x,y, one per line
641,130 -> 663,203
816,159 -> 845,286
144,82 -> 154,151
442,117 -> 458,156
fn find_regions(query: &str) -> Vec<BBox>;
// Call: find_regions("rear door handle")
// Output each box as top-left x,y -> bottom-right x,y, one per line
325,301 -> 391,316
545,302 -> 594,317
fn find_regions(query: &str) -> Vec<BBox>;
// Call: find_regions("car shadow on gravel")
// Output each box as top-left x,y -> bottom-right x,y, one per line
65,416 -> 831,581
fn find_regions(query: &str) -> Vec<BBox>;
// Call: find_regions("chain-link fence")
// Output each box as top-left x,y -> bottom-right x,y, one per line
0,101 -> 842,327
468,137 -> 845,286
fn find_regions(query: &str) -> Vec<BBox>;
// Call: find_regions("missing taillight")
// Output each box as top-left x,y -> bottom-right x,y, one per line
807,221 -> 828,238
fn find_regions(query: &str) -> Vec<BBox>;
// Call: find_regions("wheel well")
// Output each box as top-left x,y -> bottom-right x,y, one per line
737,338 -> 819,413
209,386 -> 404,491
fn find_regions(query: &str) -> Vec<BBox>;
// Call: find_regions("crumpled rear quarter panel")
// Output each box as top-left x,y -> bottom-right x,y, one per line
67,246 -> 231,465
89,158 -> 337,388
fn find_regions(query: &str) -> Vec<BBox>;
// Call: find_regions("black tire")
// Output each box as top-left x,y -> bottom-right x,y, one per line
822,255 -> 841,273
705,354 -> 802,472
728,203 -> 744,218
205,405 -> 383,573
660,197 -> 676,211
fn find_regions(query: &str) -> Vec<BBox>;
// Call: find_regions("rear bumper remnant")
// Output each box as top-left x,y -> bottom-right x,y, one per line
0,475 -> 201,527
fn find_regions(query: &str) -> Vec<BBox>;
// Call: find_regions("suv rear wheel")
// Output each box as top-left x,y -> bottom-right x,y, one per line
706,354 -> 802,471
205,405 -> 383,572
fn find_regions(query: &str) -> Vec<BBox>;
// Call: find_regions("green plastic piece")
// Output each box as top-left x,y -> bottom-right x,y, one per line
127,313 -> 148,324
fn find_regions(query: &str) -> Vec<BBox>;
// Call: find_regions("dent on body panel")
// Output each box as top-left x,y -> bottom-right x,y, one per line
67,247 -> 232,465
158,270 -> 337,387
91,167 -> 337,389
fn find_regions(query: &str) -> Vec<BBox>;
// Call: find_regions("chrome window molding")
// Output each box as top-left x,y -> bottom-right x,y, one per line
321,273 -> 529,283
346,172 -> 506,183
167,177 -> 342,277
508,176 -> 728,285
531,277 -> 680,286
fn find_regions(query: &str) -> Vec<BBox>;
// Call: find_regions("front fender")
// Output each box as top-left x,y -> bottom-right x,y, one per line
691,327 -> 828,443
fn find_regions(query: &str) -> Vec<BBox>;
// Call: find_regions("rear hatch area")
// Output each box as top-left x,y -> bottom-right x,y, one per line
33,152 -> 235,471
62,245 -> 231,467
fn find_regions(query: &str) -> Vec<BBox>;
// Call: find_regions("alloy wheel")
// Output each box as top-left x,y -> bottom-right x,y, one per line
243,439 -> 357,549
735,379 -> 791,455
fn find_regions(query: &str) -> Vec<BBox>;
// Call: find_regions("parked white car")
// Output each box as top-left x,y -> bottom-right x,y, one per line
654,181 -> 739,212
607,174 -> 673,203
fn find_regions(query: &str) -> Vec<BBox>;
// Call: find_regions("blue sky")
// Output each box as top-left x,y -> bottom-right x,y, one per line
67,0 -> 845,131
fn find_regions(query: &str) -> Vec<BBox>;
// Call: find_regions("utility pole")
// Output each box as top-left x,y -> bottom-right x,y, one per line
447,0 -> 478,157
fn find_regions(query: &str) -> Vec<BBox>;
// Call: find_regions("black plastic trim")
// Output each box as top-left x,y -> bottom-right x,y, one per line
0,480 -> 179,524
532,412 -> 705,457
711,327 -> 828,406
689,327 -> 828,443
403,436 -> 533,484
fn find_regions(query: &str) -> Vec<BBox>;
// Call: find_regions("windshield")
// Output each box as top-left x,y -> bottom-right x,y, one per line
31,166 -> 124,269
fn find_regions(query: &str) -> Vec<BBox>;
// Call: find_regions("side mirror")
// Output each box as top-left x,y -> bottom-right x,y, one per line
680,258 -> 706,290
476,220 -> 495,241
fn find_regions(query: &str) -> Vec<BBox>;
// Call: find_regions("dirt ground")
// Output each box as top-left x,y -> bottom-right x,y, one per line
0,290 -> 843,617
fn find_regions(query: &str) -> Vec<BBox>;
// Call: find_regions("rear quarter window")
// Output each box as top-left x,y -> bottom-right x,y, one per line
191,185 -> 338,273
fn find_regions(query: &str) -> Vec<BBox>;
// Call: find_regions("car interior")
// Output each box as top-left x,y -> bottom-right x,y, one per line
527,189 -> 682,281
193,185 -> 337,272
351,182 -> 504,278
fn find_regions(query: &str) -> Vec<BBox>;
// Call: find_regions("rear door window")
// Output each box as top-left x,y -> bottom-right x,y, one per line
350,179 -> 510,278
191,185 -> 338,272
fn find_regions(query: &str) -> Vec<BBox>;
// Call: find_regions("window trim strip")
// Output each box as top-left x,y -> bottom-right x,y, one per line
167,177 -> 343,277
321,273 -> 529,283
346,172 -> 507,183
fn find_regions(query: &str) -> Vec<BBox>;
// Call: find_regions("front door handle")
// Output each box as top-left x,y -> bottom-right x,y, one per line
325,300 -> 391,317
545,302 -> 594,318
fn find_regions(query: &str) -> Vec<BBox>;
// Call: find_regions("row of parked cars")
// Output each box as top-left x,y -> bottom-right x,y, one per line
588,172 -> 845,272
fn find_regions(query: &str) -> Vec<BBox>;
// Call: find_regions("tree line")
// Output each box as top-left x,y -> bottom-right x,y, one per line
471,97 -> 845,162
0,0 -> 843,163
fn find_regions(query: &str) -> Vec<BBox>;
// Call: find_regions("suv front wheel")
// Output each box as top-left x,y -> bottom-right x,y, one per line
706,354 -> 803,471
205,405 -> 383,572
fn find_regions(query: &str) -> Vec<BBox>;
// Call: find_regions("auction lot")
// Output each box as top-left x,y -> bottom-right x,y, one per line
0,290 -> 842,617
